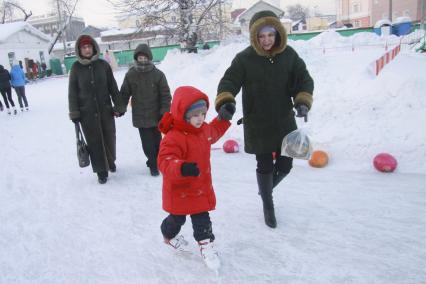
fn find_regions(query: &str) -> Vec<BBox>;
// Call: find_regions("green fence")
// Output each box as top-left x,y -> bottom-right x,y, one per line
288,27 -> 374,41
63,41 -> 220,73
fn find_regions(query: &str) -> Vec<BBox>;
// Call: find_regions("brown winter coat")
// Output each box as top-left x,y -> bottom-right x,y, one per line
68,35 -> 125,173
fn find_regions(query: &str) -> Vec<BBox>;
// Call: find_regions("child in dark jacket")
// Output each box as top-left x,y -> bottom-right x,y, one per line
158,86 -> 234,271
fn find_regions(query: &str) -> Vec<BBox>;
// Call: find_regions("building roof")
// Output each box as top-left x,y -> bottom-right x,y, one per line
231,8 -> 246,22
0,21 -> 52,43
236,0 -> 284,21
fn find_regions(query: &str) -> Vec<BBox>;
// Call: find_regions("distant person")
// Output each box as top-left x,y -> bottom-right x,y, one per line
68,35 -> 125,184
202,42 -> 210,50
120,44 -> 171,176
215,10 -> 314,228
103,49 -> 118,71
0,65 -> 17,115
158,86 -> 232,271
10,60 -> 29,112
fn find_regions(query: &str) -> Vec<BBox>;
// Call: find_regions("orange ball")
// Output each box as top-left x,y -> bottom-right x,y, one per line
309,150 -> 329,168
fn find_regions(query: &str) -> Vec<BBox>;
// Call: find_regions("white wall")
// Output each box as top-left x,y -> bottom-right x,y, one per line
0,30 -> 52,70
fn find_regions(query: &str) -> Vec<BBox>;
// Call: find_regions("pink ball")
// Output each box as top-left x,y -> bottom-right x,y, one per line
223,139 -> 239,153
373,153 -> 397,172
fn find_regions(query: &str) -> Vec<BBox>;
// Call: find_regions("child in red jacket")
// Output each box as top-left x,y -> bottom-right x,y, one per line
158,86 -> 235,271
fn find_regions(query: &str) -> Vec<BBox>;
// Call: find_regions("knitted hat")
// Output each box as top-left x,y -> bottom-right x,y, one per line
184,99 -> 207,120
258,25 -> 277,35
79,36 -> 93,48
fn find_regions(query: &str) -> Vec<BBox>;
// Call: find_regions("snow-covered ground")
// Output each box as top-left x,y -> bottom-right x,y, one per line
1,32 -> 425,283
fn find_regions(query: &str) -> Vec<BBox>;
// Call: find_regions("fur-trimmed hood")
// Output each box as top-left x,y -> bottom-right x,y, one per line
75,34 -> 100,65
249,10 -> 287,57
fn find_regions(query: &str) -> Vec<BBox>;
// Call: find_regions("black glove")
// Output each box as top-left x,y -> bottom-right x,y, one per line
114,112 -> 125,117
295,104 -> 309,122
218,103 -> 236,121
71,118 -> 80,123
181,162 -> 200,177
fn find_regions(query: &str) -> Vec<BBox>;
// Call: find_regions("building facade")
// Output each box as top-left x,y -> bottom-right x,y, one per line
370,0 -> 424,24
28,13 -> 85,42
0,22 -> 52,71
337,0 -> 425,28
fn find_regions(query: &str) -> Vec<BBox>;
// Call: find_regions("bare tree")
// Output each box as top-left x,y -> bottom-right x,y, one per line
48,0 -> 79,54
109,0 -> 229,51
1,0 -> 32,23
286,4 -> 310,22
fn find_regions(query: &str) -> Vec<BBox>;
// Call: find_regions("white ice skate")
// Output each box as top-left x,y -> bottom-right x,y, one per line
198,239 -> 221,273
164,235 -> 190,253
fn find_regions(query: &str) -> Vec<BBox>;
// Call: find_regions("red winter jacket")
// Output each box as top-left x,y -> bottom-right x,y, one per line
158,86 -> 231,215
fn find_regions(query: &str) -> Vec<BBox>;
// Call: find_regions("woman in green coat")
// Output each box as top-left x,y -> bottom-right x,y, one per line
215,11 -> 314,228
68,35 -> 125,184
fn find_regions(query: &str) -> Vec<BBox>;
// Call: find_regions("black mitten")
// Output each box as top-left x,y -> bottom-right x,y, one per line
218,103 -> 236,121
181,162 -> 200,177
295,104 -> 309,122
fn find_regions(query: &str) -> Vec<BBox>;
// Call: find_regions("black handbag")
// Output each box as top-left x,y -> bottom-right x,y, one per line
75,122 -> 90,168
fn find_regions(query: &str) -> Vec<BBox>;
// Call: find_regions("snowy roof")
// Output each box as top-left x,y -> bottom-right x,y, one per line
237,0 -> 284,21
101,28 -> 140,37
0,21 -> 52,43
280,18 -> 293,24
374,19 -> 392,28
393,16 -> 411,24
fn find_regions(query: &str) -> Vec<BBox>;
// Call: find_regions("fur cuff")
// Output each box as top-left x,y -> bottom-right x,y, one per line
215,92 -> 235,112
69,111 -> 80,120
294,92 -> 313,109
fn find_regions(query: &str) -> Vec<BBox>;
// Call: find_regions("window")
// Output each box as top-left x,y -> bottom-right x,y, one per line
8,52 -> 15,67
353,3 -> 360,13
39,51 -> 45,64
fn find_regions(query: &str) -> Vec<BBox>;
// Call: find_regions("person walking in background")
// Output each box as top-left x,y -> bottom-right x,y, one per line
158,86 -> 232,271
68,35 -> 125,184
215,10 -> 314,228
120,44 -> 171,176
0,65 -> 17,115
10,61 -> 29,112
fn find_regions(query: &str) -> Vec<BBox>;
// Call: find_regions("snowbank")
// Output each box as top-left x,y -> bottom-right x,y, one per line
159,33 -> 426,174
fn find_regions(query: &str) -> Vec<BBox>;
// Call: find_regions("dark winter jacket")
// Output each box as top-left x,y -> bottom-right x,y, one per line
120,44 -> 171,128
0,65 -> 11,90
68,34 -> 125,173
158,86 -> 230,215
216,10 -> 314,154
10,64 -> 26,87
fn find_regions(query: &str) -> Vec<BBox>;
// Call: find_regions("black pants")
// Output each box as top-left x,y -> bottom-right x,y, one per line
161,212 -> 214,242
256,151 -> 293,174
138,127 -> 162,170
0,87 -> 15,108
14,86 -> 28,108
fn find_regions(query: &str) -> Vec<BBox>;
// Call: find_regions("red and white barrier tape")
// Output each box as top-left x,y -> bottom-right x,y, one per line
370,44 -> 401,76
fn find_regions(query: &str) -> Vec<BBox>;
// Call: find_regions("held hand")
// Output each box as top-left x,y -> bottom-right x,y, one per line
295,104 -> 309,122
114,112 -> 125,118
181,162 -> 200,177
218,103 -> 236,121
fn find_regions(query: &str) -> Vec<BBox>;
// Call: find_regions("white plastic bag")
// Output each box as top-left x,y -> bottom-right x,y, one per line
281,128 -> 313,160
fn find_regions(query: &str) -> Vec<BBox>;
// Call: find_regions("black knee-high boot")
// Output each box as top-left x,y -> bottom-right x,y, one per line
256,172 -> 277,228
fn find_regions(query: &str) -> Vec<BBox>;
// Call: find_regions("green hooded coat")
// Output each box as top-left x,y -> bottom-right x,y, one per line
216,10 -> 314,154
120,44 -> 171,128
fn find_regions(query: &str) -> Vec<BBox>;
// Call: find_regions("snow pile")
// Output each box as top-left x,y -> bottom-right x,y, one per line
160,33 -> 426,174
1,31 -> 426,284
